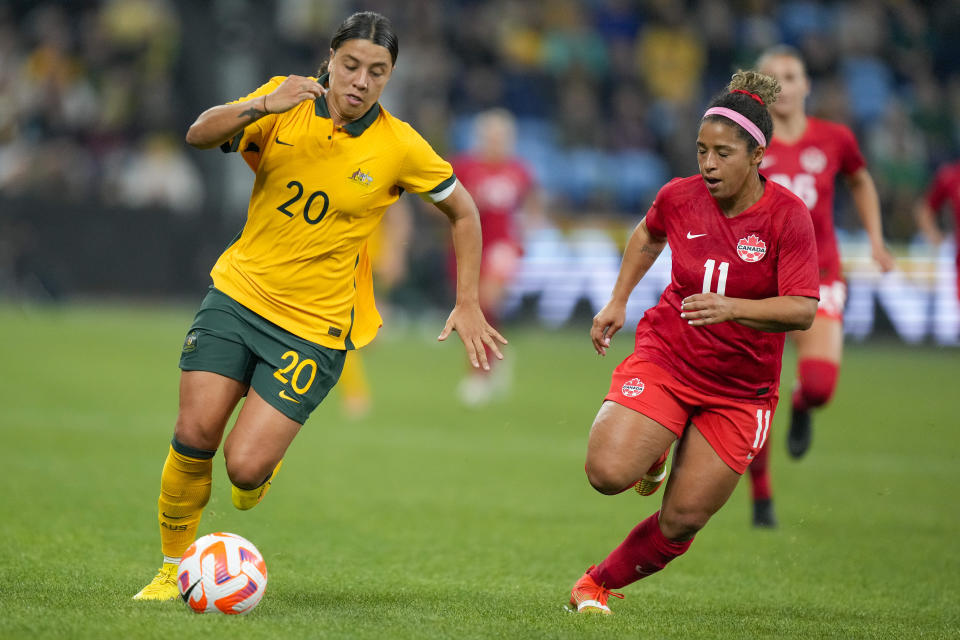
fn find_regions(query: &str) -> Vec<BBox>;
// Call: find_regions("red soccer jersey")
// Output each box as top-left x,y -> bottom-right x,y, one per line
452,155 -> 533,248
760,117 -> 866,283
925,160 -> 960,270
636,176 -> 820,400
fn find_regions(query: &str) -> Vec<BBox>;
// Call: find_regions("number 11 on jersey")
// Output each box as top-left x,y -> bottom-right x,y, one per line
703,259 -> 729,295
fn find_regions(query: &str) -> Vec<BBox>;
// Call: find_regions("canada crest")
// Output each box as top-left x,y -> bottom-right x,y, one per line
737,234 -> 767,262
621,378 -> 645,397
800,147 -> 827,174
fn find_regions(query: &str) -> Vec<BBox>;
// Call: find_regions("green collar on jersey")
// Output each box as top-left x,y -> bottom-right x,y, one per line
314,73 -> 381,136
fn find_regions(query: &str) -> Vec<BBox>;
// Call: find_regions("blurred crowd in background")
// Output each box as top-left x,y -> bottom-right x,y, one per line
4,0 -> 960,227
1,0 -> 958,324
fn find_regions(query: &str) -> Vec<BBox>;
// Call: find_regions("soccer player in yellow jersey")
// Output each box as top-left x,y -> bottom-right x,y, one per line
133,11 -> 506,600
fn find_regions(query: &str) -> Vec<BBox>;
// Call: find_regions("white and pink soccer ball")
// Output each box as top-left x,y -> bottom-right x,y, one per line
177,532 -> 268,615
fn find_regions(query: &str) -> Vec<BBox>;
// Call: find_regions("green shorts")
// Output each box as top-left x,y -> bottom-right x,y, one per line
179,288 -> 346,424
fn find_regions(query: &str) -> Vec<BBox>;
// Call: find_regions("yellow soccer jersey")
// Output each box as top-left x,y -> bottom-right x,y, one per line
212,75 -> 456,350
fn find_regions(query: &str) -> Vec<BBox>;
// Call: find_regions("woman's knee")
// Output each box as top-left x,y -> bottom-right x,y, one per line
173,412 -> 224,452
225,453 -> 274,490
658,504 -> 711,541
585,461 -> 634,495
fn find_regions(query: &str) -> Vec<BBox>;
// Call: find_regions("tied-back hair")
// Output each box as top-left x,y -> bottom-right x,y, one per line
703,70 -> 781,151
318,11 -> 399,75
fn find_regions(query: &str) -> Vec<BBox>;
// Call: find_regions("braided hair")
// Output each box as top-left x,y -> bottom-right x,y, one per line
702,70 -> 781,151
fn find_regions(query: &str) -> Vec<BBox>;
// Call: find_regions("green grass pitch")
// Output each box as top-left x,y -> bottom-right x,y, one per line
0,303 -> 957,639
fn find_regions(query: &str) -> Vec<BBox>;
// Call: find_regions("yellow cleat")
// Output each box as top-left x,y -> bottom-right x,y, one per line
232,460 -> 283,511
132,563 -> 179,601
634,448 -> 669,497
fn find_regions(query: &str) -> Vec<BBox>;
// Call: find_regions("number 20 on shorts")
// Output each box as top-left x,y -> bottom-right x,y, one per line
273,350 -> 318,394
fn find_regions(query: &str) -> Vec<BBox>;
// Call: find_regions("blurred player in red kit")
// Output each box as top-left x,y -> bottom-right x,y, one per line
568,70 -> 819,614
747,46 -> 895,527
915,159 -> 960,301
451,109 -> 536,406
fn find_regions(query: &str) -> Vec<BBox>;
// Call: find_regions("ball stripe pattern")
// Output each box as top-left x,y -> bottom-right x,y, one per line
177,532 -> 268,615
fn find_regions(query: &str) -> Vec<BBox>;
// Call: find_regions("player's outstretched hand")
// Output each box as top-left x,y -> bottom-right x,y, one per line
264,75 -> 326,114
680,293 -> 735,326
438,301 -> 507,370
591,300 -> 626,356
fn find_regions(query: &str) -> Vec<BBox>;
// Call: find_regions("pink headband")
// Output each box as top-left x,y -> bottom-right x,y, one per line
703,107 -> 766,147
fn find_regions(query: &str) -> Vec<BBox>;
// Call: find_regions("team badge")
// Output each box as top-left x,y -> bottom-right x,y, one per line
800,147 -> 827,174
737,234 -> 767,262
348,168 -> 374,187
621,378 -> 645,398
182,330 -> 198,353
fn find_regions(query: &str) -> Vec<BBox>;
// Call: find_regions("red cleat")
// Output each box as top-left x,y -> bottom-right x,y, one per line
568,566 -> 624,614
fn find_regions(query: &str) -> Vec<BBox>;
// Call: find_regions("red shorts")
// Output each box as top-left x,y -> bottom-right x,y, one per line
816,279 -> 846,321
481,240 -> 521,282
605,356 -> 778,474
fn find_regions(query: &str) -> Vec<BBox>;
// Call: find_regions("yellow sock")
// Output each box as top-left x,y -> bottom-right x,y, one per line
339,351 -> 371,417
232,459 -> 283,511
157,442 -> 213,558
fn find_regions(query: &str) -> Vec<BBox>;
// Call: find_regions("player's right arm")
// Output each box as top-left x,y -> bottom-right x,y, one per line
591,218 -> 666,356
185,76 -> 325,149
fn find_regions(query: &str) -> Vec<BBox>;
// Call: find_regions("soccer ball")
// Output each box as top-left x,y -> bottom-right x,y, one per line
176,532 -> 268,615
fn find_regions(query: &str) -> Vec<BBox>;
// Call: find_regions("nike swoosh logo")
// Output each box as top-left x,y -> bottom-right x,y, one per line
275,137 -> 294,146
279,390 -> 301,404
183,579 -> 200,601
162,512 -> 189,520
686,232 -> 707,239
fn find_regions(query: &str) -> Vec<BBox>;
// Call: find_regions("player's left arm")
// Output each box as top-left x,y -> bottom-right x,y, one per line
680,293 -> 817,331
913,169 -> 946,247
844,167 -> 895,271
433,181 -> 508,370
913,199 -> 944,247
682,201 -> 819,332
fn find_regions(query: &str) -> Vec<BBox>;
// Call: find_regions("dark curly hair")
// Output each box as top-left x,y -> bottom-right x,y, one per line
702,70 -> 781,151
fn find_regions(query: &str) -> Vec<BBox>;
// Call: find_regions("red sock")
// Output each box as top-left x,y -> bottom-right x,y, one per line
590,511 -> 693,589
792,359 -> 839,411
749,437 -> 772,501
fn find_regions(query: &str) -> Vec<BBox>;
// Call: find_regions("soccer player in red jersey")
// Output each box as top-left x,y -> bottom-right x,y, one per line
747,46 -> 895,527
915,159 -> 960,302
451,109 -> 536,405
568,71 -> 819,615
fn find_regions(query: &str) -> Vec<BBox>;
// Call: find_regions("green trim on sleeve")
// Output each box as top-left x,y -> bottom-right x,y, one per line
419,174 -> 457,203
429,174 -> 457,195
